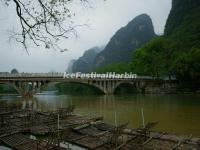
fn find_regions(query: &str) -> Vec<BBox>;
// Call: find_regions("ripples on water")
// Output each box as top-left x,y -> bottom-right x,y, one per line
0,93 -> 200,136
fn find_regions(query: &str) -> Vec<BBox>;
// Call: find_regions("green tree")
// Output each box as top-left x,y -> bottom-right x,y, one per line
130,37 -> 172,77
0,85 -> 3,93
171,48 -> 200,87
96,63 -> 131,73
11,68 -> 19,74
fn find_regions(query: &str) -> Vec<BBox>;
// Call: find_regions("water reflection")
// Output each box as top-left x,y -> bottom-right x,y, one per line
0,146 -> 12,150
21,98 -> 38,110
1,94 -> 200,136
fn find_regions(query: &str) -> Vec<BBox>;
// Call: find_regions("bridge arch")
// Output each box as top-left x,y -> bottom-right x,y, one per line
113,81 -> 138,94
53,81 -> 105,94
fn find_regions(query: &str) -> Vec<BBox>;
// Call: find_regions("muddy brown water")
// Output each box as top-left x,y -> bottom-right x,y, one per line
1,93 -> 200,136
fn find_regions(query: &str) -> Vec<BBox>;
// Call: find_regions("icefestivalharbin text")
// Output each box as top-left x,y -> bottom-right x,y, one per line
63,72 -> 137,79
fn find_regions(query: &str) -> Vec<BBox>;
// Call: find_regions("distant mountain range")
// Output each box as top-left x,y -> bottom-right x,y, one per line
66,59 -> 76,73
71,47 -> 103,73
68,14 -> 156,72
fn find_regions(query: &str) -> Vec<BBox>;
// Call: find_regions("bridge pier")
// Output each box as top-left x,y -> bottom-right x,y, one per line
88,80 -> 122,95
6,81 -> 48,98
104,81 -> 115,94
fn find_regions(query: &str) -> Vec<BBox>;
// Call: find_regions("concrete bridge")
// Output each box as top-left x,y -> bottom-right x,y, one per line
0,73 -> 174,97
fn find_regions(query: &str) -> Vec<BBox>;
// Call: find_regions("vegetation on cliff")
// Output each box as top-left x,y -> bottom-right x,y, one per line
96,63 -> 131,73
93,14 -> 156,68
131,0 -> 200,89
96,0 -> 200,90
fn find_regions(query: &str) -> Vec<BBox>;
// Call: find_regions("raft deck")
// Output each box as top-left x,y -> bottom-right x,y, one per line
0,108 -> 200,150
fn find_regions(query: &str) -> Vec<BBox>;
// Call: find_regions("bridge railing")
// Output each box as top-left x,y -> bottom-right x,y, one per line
0,72 -> 64,78
137,76 -> 154,80
0,73 -> 176,81
137,76 -> 176,80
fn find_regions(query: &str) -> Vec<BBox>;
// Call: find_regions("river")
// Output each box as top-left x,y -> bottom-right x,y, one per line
1,93 -> 200,136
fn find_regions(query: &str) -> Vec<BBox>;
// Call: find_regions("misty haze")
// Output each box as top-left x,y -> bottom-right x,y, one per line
0,0 -> 200,149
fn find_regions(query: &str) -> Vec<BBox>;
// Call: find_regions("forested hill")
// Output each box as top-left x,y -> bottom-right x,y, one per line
164,0 -> 200,49
93,14 -> 156,68
131,0 -> 200,89
165,0 -> 200,36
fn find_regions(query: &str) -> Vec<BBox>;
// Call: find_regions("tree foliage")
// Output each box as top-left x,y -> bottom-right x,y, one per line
11,68 -> 19,74
95,63 -> 131,74
2,0 -> 90,52
167,7 -> 200,49
171,48 -> 200,87
0,84 -> 18,94
94,0 -> 200,90
165,0 -> 200,35
130,3 -> 200,88
130,37 -> 173,77
131,38 -> 200,84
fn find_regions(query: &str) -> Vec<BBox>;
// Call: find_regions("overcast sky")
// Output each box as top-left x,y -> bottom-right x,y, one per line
0,0 -> 171,73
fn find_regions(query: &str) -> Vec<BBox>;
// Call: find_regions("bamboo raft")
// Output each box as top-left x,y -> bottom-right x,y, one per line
0,132 -> 69,150
63,122 -> 200,150
0,106 -> 200,150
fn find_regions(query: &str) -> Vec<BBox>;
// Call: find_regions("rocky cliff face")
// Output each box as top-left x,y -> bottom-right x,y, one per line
72,47 -> 103,73
93,14 -> 156,68
164,0 -> 200,49
165,0 -> 200,35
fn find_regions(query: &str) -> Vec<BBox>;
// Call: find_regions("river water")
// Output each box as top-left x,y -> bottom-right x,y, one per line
1,93 -> 200,136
